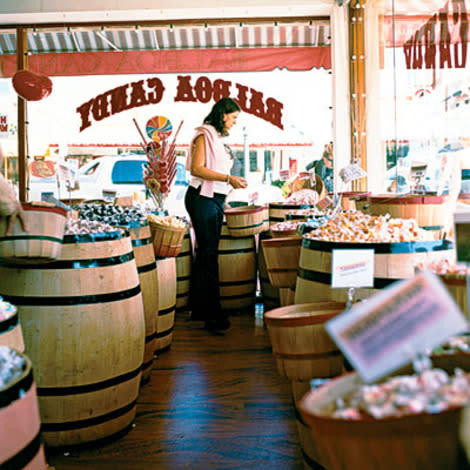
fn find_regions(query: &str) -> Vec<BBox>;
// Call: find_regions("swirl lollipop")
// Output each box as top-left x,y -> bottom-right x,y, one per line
146,115 -> 173,142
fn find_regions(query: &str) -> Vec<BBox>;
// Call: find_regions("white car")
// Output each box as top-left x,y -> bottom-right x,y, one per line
29,154 -> 190,216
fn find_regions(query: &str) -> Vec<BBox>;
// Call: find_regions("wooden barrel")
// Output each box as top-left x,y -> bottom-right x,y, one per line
155,257 -> 176,355
300,372 -> 465,470
0,202 -> 67,264
126,223 -> 158,384
264,301 -> 346,380
0,230 -> 145,447
0,350 -> 48,469
218,224 -> 257,312
0,304 -> 24,352
327,192 -> 371,211
269,203 -> 317,227
279,287 -> 296,307
175,227 -> 192,312
225,205 -> 269,237
295,238 -> 455,304
291,380 -> 328,470
367,194 -> 449,239
261,236 -> 302,288
257,232 -> 280,313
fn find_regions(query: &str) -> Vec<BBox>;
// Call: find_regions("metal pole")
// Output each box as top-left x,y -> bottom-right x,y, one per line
243,126 -> 249,179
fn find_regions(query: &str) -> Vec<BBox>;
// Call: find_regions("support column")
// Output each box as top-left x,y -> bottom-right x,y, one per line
349,0 -> 367,191
17,27 -> 28,202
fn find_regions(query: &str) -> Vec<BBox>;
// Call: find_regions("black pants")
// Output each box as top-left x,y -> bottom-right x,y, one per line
185,185 -> 227,322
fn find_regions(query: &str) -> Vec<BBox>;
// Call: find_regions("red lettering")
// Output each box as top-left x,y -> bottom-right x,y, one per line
0,124 -> 7,132
146,77 -> 165,104
174,75 -> 197,102
91,93 -> 110,122
265,98 -> 284,130
404,39 -> 413,68
248,89 -> 265,118
439,11 -> 453,68
76,99 -> 93,131
128,80 -> 149,109
0,116 -> 6,124
212,79 -> 231,102
412,33 -> 424,69
235,83 -> 250,112
424,17 -> 436,68
194,76 -> 212,103
109,84 -> 130,115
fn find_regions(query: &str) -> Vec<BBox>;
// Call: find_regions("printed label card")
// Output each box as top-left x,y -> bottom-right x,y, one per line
326,271 -> 468,383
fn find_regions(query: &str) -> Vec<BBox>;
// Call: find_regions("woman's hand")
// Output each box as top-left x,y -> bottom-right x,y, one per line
228,175 -> 248,189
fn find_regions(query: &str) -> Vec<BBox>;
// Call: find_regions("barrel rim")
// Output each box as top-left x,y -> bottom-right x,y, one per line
367,194 -> 447,205
301,237 -> 453,254
21,202 -> 68,217
225,204 -> 267,216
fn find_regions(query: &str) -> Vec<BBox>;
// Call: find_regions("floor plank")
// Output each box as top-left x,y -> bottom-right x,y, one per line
46,307 -> 304,470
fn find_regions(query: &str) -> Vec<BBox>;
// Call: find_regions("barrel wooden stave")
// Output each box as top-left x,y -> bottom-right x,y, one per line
0,354 -> 48,469
127,224 -> 158,383
291,380 -> 327,470
261,236 -> 302,288
175,228 -> 192,312
264,302 -> 345,381
257,234 -> 280,312
0,234 -> 145,447
156,257 -> 176,354
218,225 -> 257,312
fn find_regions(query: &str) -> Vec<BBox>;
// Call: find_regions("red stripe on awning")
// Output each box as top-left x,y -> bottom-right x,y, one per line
0,47 -> 331,77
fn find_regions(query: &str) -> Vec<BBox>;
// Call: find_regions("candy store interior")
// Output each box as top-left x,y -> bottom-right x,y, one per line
1,0 -> 470,469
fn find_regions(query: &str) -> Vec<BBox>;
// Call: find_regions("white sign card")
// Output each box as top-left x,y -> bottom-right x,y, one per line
339,163 -> 367,184
326,271 -> 468,383
331,249 -> 374,288
454,211 -> 470,263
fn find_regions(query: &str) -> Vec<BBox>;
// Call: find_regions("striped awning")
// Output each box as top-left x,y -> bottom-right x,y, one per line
0,22 -> 330,55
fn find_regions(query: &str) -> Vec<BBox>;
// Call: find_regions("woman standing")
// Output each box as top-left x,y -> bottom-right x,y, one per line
185,98 -> 247,333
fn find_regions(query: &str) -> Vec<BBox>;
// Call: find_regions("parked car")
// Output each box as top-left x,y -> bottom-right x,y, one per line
29,154 -> 190,216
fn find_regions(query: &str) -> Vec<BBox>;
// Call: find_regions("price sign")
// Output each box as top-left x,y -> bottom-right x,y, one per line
331,249 -> 374,288
339,163 -> 366,184
326,271 -> 468,383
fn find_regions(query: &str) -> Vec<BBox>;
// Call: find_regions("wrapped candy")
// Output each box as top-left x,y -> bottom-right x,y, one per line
0,346 -> 26,390
324,368 -> 470,420
0,297 -> 16,322
304,210 -> 426,243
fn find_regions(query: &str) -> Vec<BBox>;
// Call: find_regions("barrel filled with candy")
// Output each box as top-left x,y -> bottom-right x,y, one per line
0,219 -> 145,446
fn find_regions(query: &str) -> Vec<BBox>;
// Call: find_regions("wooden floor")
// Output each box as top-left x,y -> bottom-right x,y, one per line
46,305 -> 305,470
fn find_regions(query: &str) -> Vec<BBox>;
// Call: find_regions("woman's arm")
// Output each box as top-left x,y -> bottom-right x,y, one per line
190,135 -> 247,189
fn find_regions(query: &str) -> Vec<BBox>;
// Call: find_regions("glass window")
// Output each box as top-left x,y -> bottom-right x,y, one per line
249,150 -> 257,172
111,160 -> 145,184
380,0 -> 470,195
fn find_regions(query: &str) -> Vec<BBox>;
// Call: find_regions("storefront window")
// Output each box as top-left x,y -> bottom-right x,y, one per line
380,0 -> 470,195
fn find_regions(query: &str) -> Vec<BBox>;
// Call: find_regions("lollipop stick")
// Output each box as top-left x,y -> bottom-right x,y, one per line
133,118 -> 149,148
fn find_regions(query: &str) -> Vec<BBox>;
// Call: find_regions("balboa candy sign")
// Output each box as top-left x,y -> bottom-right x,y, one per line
76,75 -> 284,132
